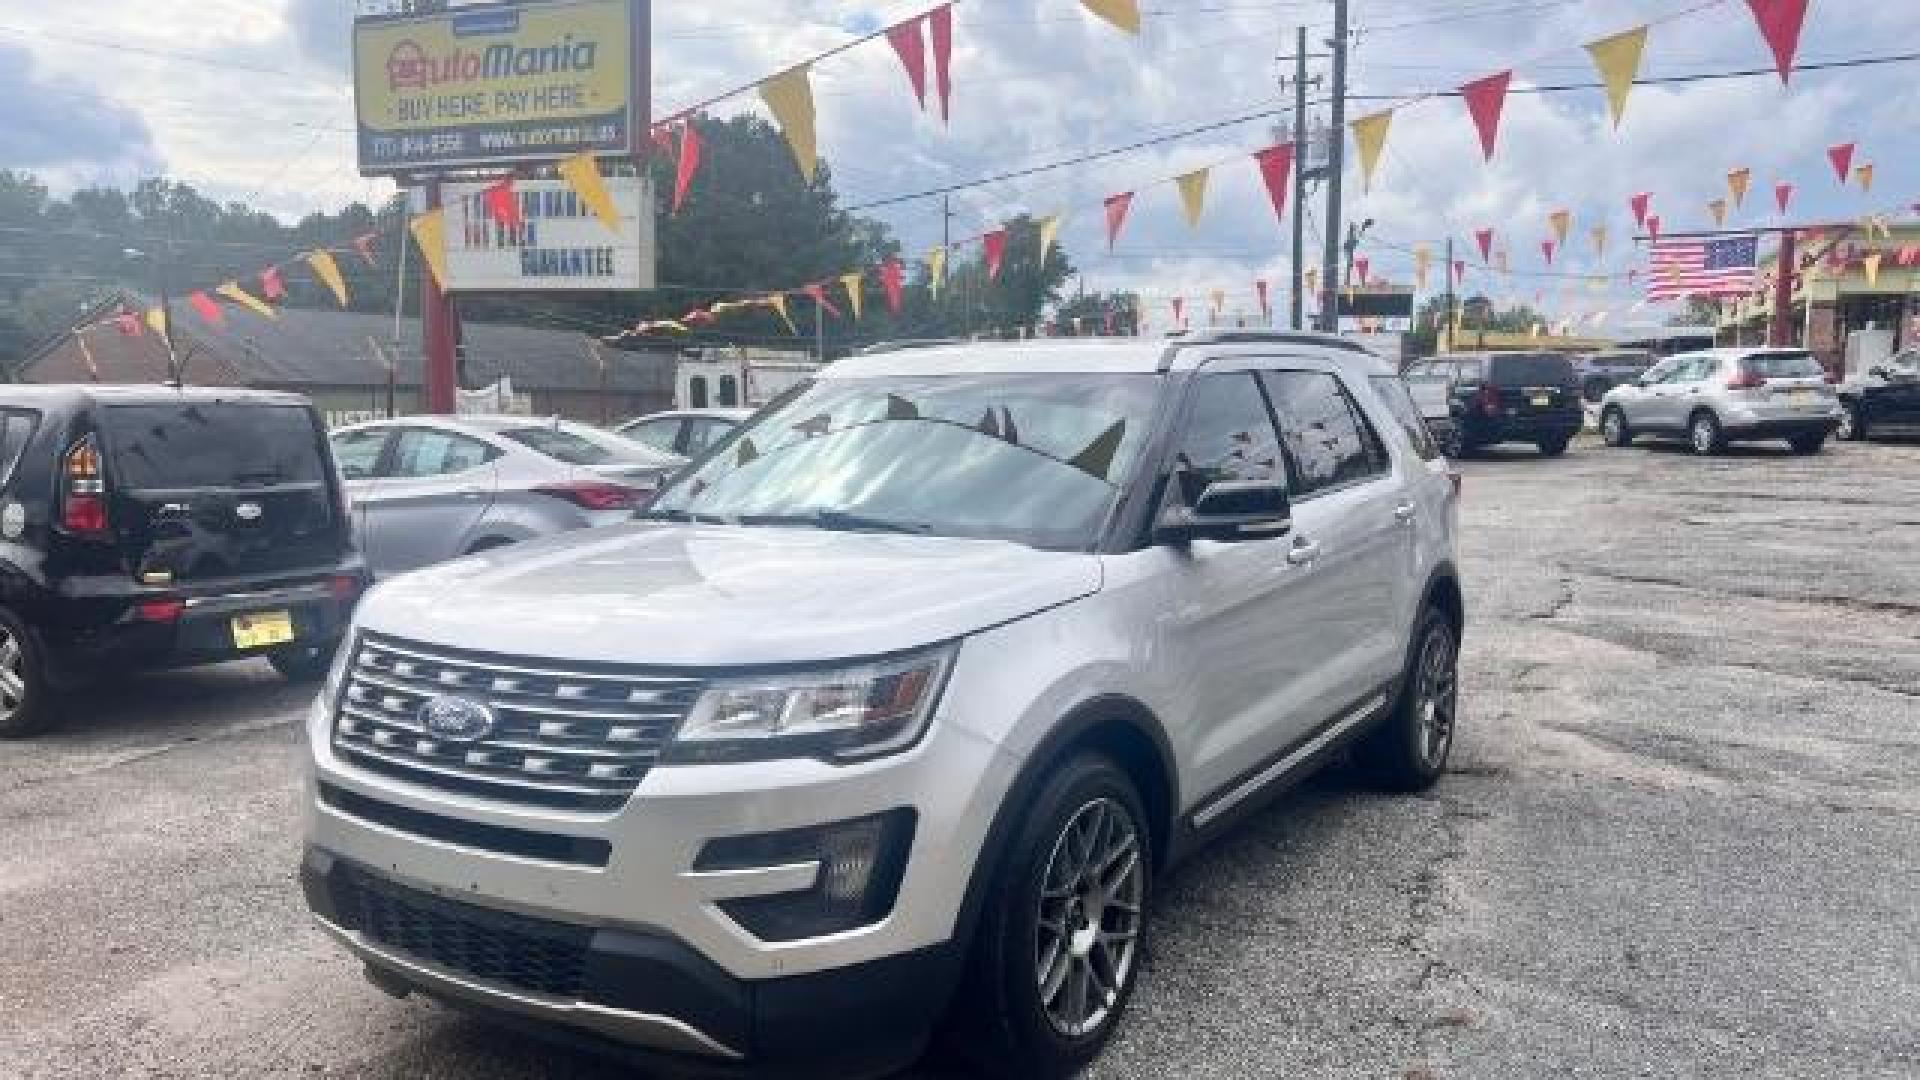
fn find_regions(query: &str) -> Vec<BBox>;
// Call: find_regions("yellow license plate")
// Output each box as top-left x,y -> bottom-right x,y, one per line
232,610 -> 295,650
1791,390 -> 1816,404
1531,395 -> 1552,407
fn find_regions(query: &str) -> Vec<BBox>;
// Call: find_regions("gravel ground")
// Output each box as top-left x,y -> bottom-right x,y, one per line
2,436 -> 1916,1079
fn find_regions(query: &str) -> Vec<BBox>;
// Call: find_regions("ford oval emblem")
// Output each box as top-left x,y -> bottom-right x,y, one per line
236,502 -> 264,521
418,696 -> 495,744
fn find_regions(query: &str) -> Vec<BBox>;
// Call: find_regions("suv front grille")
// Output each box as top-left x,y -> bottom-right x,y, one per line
332,864 -> 590,999
333,634 -> 704,812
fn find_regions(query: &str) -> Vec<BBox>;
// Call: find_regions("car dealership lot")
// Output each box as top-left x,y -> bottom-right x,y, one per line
3,439 -> 1916,1080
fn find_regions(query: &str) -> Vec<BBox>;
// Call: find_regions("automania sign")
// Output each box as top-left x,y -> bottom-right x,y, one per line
353,0 -> 643,175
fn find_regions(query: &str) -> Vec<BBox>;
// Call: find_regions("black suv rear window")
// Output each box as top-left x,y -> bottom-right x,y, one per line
103,403 -> 326,489
1741,352 -> 1823,379
1488,354 -> 1576,386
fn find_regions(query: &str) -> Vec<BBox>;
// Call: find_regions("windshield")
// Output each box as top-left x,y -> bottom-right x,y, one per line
648,372 -> 1160,551
103,403 -> 326,489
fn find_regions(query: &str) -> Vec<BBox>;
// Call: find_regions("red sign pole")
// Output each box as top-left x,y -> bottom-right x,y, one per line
1769,229 -> 1797,348
421,179 -> 460,414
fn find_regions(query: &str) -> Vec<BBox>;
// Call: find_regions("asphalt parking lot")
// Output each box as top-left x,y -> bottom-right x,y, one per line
3,436 -> 1916,1080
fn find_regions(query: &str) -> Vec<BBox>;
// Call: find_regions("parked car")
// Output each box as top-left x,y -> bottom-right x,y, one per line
329,415 -> 681,578
300,332 -> 1463,1078
1599,348 -> 1840,455
1403,352 -> 1583,457
1575,350 -> 1656,403
613,407 -> 753,458
0,386 -> 366,736
1837,348 -> 1920,441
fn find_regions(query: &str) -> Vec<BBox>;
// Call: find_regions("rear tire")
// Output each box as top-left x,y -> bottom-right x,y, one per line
269,640 -> 338,683
0,608 -> 57,738
1600,406 -> 1633,448
947,752 -> 1152,1080
1355,608 -> 1458,792
1837,404 -> 1867,442
1688,411 -> 1726,456
1537,436 -> 1570,458
1788,434 -> 1826,456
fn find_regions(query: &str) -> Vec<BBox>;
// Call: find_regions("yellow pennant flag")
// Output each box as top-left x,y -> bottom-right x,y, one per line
927,246 -> 948,298
1304,266 -> 1319,295
1548,210 -> 1572,245
144,306 -> 168,338
1350,110 -> 1393,192
1856,163 -> 1875,193
1590,225 -> 1608,258
409,208 -> 450,290
1080,0 -> 1141,34
765,294 -> 798,336
840,272 -> 864,321
216,281 -> 276,319
1584,25 -> 1648,130
759,65 -> 818,183
305,250 -> 349,308
557,152 -> 622,234
1708,198 -> 1728,227
1210,289 -> 1226,315
1413,244 -> 1431,290
1175,168 -> 1210,228
1727,167 -> 1752,209
1863,252 -> 1883,286
1038,215 -> 1063,265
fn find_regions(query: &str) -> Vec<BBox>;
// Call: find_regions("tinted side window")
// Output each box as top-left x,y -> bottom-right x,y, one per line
388,430 -> 495,478
0,410 -> 40,488
330,430 -> 388,480
683,418 -> 730,456
1368,376 -> 1441,461
1168,373 -> 1286,502
1261,370 -> 1386,494
624,418 -> 683,455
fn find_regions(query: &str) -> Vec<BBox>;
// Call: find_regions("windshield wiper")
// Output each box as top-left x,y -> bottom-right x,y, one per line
737,510 -> 931,535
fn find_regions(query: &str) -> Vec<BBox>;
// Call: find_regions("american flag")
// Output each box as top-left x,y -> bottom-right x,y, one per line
1647,234 -> 1759,300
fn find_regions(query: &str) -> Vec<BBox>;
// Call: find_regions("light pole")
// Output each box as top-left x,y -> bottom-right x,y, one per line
122,245 -> 179,384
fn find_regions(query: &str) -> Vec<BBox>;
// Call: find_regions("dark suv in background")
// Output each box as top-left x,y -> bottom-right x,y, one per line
0,386 -> 366,736
1405,352 -> 1584,457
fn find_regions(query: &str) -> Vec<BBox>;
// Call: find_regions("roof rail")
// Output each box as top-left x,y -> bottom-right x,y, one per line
1155,329 -> 1370,371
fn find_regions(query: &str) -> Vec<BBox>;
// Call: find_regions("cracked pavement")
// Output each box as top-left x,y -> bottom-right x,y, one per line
2,437 -> 1916,1079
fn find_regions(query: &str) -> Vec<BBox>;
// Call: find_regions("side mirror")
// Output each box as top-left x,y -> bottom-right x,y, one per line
1156,478 -> 1292,546
1868,365 -> 1891,380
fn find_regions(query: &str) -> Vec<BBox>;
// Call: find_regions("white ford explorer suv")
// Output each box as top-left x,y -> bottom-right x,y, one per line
299,332 -> 1463,1079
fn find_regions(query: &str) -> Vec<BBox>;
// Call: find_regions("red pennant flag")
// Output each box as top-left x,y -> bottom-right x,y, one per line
930,4 -> 954,125
887,16 -> 928,107
880,258 -> 906,313
1460,71 -> 1513,161
1541,240 -> 1556,266
1630,192 -> 1652,230
188,290 -> 224,326
1745,0 -> 1810,85
802,282 -> 843,320
483,178 -> 523,230
1103,192 -> 1135,249
1253,144 -> 1294,224
1353,256 -> 1370,284
260,266 -> 286,301
1774,181 -> 1794,216
673,122 -> 702,214
1453,259 -> 1466,287
113,311 -> 143,337
1646,214 -> 1662,241
1475,228 -> 1494,263
1827,143 -> 1855,185
1899,245 -> 1920,268
1255,279 -> 1270,319
353,232 -> 379,267
1172,297 -> 1186,326
982,229 -> 1008,280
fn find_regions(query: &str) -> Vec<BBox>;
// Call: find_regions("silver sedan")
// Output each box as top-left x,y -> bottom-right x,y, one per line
330,415 -> 684,578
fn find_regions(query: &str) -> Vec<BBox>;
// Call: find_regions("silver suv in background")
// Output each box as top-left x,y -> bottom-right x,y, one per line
299,333 -> 1463,1079
1599,348 -> 1840,455
330,415 -> 682,578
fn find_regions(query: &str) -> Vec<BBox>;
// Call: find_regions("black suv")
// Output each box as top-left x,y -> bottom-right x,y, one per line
1412,352 -> 1584,457
0,386 -> 367,736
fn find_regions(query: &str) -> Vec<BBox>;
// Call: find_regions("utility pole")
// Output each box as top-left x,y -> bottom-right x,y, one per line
1442,235 -> 1456,353
1318,0 -> 1349,334
1290,25 -> 1308,331
420,180 -> 460,414
814,296 -> 826,363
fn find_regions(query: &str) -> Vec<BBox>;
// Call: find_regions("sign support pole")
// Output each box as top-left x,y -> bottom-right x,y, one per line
422,179 -> 460,414
1769,229 -> 1797,348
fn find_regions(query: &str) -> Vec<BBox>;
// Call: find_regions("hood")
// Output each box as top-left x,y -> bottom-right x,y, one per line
355,523 -> 1103,667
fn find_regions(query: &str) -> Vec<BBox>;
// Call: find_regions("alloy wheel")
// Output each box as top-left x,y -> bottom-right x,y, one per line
0,629 -> 26,724
1602,410 -> 1625,446
1035,796 -> 1144,1040
1415,624 -> 1458,770
1837,407 -> 1857,441
1691,416 -> 1718,455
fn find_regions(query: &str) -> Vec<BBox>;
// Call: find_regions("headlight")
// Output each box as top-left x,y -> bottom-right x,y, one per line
664,644 -> 956,764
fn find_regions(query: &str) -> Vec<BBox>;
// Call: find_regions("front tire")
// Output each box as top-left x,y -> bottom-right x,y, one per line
1788,434 -> 1826,456
269,640 -> 339,683
1688,411 -> 1726,456
1837,404 -> 1867,442
1537,436 -> 1570,458
950,753 -> 1152,1080
1355,608 -> 1459,792
0,608 -> 57,738
1601,406 -> 1633,448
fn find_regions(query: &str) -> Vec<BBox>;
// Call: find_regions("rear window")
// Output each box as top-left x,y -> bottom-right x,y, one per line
1488,354 -> 1576,386
1741,352 -> 1823,379
499,426 -> 616,466
103,403 -> 326,489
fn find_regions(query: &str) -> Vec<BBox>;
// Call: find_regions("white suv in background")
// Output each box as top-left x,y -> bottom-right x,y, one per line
298,333 -> 1463,1079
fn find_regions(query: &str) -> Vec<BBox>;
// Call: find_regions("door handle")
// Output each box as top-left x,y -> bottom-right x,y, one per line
1394,503 -> 1418,523
1286,539 -> 1321,566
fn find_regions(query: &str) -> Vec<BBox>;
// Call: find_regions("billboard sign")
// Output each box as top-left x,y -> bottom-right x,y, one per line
353,0 -> 645,175
439,175 -> 656,292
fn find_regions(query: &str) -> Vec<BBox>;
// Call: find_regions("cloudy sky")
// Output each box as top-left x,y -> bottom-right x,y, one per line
4,0 -> 1915,332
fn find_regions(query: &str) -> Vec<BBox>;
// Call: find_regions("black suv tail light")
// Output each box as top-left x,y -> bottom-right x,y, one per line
60,435 -> 111,538
1476,383 -> 1502,416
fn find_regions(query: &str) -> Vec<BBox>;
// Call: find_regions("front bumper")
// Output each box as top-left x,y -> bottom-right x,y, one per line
302,848 -> 957,1074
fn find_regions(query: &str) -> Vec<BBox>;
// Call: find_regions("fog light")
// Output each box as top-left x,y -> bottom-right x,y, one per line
696,810 -> 915,942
